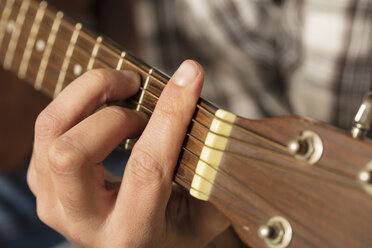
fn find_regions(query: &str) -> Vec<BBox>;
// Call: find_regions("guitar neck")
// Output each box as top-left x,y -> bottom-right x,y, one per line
5,1 -> 372,248
0,0 -> 217,192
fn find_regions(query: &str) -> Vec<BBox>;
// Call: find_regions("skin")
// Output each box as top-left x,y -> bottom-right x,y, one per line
27,60 -> 233,248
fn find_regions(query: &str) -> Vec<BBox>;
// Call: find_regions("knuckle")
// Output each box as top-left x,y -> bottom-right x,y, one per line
48,136 -> 82,175
36,199 -> 52,225
36,206 -> 47,224
103,106 -> 129,123
155,85 -> 185,122
83,69 -> 116,101
155,99 -> 176,122
26,165 -> 37,194
66,225 -> 83,243
35,110 -> 60,140
36,200 -> 59,231
84,69 -> 112,87
129,147 -> 164,186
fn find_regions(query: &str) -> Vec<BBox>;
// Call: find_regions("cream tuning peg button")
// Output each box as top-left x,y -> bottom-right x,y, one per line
351,92 -> 372,139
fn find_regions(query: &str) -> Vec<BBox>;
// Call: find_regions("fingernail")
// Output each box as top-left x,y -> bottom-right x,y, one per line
174,60 -> 199,86
120,70 -> 140,87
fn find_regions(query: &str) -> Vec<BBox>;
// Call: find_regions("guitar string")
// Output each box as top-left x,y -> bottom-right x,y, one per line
176,160 -> 269,222
15,1 -> 293,152
17,47 -> 357,187
7,15 -> 358,186
14,3 -> 296,158
11,7 -> 219,119
118,94 -> 356,189
176,157 -> 362,236
181,139 -> 359,192
14,9 -> 291,155
8,2 -> 369,239
3,1 -> 364,236
175,159 -> 277,227
177,153 -> 366,244
19,2 -> 221,118
13,48 -> 360,194
4,1 -> 359,185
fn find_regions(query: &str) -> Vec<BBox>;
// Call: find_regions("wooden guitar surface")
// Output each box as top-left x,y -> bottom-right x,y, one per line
0,0 -> 136,173
2,1 -> 372,247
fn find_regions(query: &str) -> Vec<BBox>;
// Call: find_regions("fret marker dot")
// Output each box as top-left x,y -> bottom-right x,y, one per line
73,64 -> 82,76
35,39 -> 46,52
6,20 -> 15,33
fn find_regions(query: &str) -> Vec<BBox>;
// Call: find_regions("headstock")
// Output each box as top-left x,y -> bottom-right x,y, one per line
204,94 -> 372,248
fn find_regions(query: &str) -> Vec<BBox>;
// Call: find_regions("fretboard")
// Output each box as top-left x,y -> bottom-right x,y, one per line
0,0 -> 218,191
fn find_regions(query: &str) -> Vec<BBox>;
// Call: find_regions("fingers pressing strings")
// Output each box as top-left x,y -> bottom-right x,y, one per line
112,60 -> 204,239
32,69 -> 142,216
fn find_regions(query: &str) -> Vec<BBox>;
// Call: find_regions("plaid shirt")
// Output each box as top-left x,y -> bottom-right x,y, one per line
135,0 -> 372,131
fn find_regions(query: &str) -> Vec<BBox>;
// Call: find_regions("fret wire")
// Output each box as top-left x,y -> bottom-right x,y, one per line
34,57 -> 307,190
15,6 -> 169,99
8,2 -> 276,176
30,20 -> 99,71
3,0 -> 30,70
72,32 -> 172,91
27,25 -> 213,126
19,33 -> 361,192
18,1 -> 47,79
24,0 -> 76,34
23,13 -> 108,82
25,56 -> 329,191
87,36 -> 102,70
31,40 -> 294,178
35,11 -> 63,90
14,0 -> 213,122
177,160 -> 269,223
54,22 -> 81,98
124,139 -> 132,150
9,0 -> 214,121
6,2 -> 358,193
137,68 -> 153,111
41,19 -> 169,103
0,0 -> 15,48
14,15 -> 216,139
116,51 -> 126,70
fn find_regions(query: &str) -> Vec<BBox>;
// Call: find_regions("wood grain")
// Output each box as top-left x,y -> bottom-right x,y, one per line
208,115 -> 372,247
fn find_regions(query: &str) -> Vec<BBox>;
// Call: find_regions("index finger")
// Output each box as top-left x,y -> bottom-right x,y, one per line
34,69 -> 140,145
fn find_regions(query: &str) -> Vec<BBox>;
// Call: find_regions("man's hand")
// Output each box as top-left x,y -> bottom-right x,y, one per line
27,60 -> 231,248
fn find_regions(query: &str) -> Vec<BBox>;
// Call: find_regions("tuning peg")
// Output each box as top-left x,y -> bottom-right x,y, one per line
287,139 -> 308,156
258,216 -> 292,248
287,131 -> 323,165
358,161 -> 372,196
359,170 -> 372,184
351,92 -> 372,139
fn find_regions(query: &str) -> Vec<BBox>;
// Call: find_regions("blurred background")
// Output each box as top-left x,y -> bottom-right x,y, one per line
1,0 -> 371,247
0,0 -> 140,247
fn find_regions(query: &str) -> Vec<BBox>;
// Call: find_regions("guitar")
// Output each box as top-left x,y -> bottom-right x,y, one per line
2,0 -> 372,247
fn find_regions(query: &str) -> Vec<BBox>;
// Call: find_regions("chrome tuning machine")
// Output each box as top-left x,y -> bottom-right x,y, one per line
351,92 -> 372,139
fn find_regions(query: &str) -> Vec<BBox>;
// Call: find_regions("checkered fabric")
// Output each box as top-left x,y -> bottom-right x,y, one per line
135,0 -> 372,130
